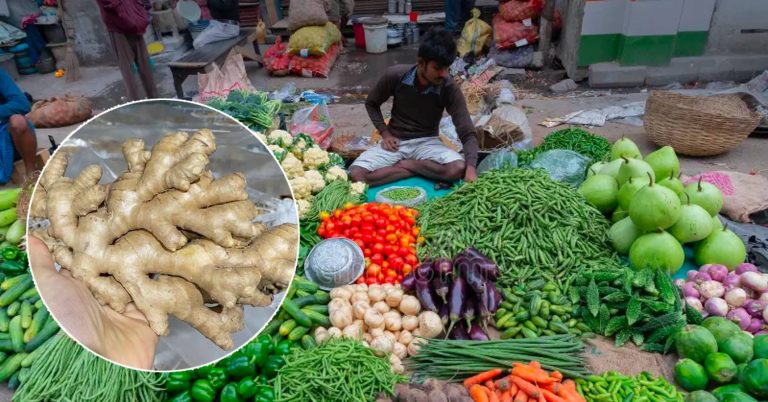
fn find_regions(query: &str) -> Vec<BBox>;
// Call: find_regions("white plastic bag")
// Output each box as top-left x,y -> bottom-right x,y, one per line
289,102 -> 335,149
193,20 -> 240,49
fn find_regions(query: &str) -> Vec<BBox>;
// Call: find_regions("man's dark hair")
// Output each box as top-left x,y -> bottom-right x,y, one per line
418,27 -> 456,67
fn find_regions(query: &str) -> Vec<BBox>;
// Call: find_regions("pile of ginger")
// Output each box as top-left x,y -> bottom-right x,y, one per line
29,129 -> 297,349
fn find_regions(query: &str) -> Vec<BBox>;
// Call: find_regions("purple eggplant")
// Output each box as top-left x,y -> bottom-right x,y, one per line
486,283 -> 502,313
464,247 -> 493,262
415,261 -> 434,281
432,276 -> 450,304
416,277 -> 438,312
401,273 -> 416,292
468,322 -> 489,341
464,264 -> 486,295
470,258 -> 499,282
434,258 -> 453,279
463,295 -> 476,329
449,321 -> 469,340
438,299 -> 449,326
444,276 -> 466,337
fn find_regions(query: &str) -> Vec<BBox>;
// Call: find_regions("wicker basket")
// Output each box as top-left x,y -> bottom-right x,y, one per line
644,91 -> 761,156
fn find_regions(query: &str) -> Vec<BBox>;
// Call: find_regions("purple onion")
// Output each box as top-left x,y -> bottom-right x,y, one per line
709,265 -> 729,282
726,307 -> 752,330
687,270 -> 699,281
682,282 -> 700,299
694,272 -> 712,284
746,318 -> 764,334
705,297 -> 728,316
735,263 -> 759,275
744,300 -> 766,318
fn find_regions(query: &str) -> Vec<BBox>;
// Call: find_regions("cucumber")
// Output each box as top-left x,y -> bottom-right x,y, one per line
0,352 -> 26,382
7,301 -> 20,316
313,291 -> 330,304
22,338 -> 51,367
33,300 -> 43,310
0,352 -> 6,365
17,366 -> 29,384
20,301 -> 32,329
0,308 -> 9,332
529,294 -> 542,316
0,276 -> 33,306
1,274 -> 29,291
19,287 -> 38,301
0,189 -> 20,211
287,326 -> 309,341
0,208 -> 16,228
278,319 -> 297,337
262,317 -> 283,336
521,327 -> 539,339
290,295 -> 317,308
500,327 -> 522,339
26,308 -> 48,342
302,304 -> 329,314
24,319 -> 59,353
4,219 -> 24,245
531,316 -> 548,328
0,334 -> 8,341
282,299 -> 313,327
0,340 -> 13,352
293,278 -> 319,294
7,372 -> 19,390
301,309 -> 330,327
295,289 -> 311,298
300,335 -> 317,349
9,316 -> 23,352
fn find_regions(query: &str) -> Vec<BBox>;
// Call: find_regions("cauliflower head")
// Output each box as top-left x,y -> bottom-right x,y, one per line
290,176 -> 312,200
296,199 -> 311,218
350,181 -> 367,196
268,144 -> 287,162
304,170 -> 326,194
303,146 -> 330,170
281,153 -> 304,179
324,166 -> 348,183
268,129 -> 293,147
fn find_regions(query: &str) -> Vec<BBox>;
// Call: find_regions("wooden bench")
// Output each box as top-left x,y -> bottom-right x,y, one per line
167,28 -> 262,99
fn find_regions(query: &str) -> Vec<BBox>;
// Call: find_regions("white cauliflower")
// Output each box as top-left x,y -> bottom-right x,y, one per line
350,181 -> 367,196
303,146 -> 330,170
304,170 -> 326,194
290,176 -> 312,200
296,199 -> 311,218
291,138 -> 309,159
281,153 -> 304,179
324,166 -> 348,183
268,129 -> 293,147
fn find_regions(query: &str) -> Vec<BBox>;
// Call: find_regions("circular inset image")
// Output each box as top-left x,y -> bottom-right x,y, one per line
26,99 -> 298,371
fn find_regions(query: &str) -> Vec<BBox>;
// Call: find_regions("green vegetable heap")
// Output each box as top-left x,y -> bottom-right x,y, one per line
517,127 -> 611,167
418,169 -> 618,291
206,90 -> 282,132
380,188 -> 421,202
577,371 -> 684,401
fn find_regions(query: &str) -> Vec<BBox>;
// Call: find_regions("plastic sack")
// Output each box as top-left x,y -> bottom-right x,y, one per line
457,9 -> 492,57
26,95 -> 92,128
195,51 -> 256,102
477,149 -> 518,175
499,0 -> 543,22
493,16 -> 538,49
193,20 -> 240,49
478,105 -> 533,149
489,43 -> 534,67
439,116 -> 463,152
288,0 -> 329,31
289,102 -> 335,149
374,186 -> 427,207
264,37 -> 292,76
529,150 -> 591,187
289,43 -> 341,78
288,23 -> 342,57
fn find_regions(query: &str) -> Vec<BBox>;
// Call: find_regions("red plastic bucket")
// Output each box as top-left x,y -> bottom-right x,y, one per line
353,21 -> 366,49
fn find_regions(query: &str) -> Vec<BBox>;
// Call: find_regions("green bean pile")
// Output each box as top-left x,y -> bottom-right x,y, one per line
518,127 -> 611,167
275,338 -> 405,402
418,169 -> 618,291
406,335 -> 589,381
13,335 -> 166,402
380,187 -> 421,202
576,371 -> 684,402
305,180 -> 364,222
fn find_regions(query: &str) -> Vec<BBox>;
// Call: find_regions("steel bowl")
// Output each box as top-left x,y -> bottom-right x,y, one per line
304,238 -> 365,290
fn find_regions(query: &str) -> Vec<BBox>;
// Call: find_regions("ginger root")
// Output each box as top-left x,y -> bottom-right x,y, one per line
30,129 -> 297,349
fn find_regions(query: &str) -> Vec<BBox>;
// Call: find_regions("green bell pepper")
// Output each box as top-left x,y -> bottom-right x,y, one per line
207,367 -> 228,390
1,247 -> 18,261
167,390 -> 193,402
236,377 -> 261,398
166,371 -> 194,393
254,386 -> 275,402
262,355 -> 284,379
225,355 -> 256,379
244,335 -> 273,366
220,383 -> 241,402
194,365 -> 213,379
190,379 -> 216,402
273,339 -> 294,357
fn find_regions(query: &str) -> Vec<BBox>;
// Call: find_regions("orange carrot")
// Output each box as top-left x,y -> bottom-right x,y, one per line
510,376 -> 542,399
561,380 -> 577,391
513,389 -> 529,402
550,371 -> 563,382
509,383 -> 518,396
511,365 -> 553,384
486,380 -> 497,391
470,384 -> 490,402
530,361 -> 541,370
540,388 -> 568,402
539,396 -> 546,402
557,385 -> 585,402
496,377 -> 511,391
501,390 -> 514,402
541,382 -> 561,394
465,369 -> 504,389
488,389 -> 500,402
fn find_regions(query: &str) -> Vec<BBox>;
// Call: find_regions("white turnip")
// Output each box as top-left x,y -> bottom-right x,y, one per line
741,272 -> 768,292
705,297 -> 728,316
724,288 -> 747,307
700,280 -> 725,298
726,308 -> 752,330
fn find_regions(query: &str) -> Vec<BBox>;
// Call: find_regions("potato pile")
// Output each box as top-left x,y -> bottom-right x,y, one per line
314,283 -> 443,373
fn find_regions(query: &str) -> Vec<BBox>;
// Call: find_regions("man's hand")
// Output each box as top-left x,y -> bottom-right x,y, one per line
464,165 -> 478,182
380,130 -> 400,152
28,235 -> 158,369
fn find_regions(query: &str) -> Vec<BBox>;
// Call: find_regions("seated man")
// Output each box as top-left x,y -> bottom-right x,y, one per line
0,69 -> 38,183
349,27 -> 478,186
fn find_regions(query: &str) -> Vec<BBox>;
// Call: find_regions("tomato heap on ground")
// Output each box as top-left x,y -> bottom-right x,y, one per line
318,203 -> 423,285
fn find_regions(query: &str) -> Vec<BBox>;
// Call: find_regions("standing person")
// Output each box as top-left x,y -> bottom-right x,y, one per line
0,69 -> 38,183
349,27 -> 478,186
96,0 -> 159,101
445,0 -> 475,35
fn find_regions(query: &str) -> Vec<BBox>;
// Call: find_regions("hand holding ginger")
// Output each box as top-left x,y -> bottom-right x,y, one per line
28,235 -> 158,369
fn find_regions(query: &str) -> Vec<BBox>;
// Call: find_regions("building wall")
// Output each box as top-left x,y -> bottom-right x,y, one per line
705,0 -> 768,55
69,0 -> 116,66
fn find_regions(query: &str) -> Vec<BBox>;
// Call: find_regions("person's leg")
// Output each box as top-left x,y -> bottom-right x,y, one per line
349,143 -> 406,186
349,165 -> 414,187
398,159 -> 465,182
444,0 -> 461,34
8,115 -> 38,178
108,31 -> 141,101
403,137 -> 466,182
130,35 -> 159,99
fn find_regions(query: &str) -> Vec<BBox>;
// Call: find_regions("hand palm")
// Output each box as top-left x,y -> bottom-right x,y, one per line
29,235 -> 158,369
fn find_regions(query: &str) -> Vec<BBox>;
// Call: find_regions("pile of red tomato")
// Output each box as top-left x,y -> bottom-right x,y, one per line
317,203 -> 423,285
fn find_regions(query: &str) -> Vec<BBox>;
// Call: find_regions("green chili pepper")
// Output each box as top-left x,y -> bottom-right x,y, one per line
236,377 -> 260,398
262,355 -> 284,379
206,367 -> 228,390
167,390 -> 193,402
225,355 -> 255,379
190,379 -> 216,402
166,371 -> 194,393
219,383 -> 240,402
243,335 -> 273,366
1,247 -> 18,261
